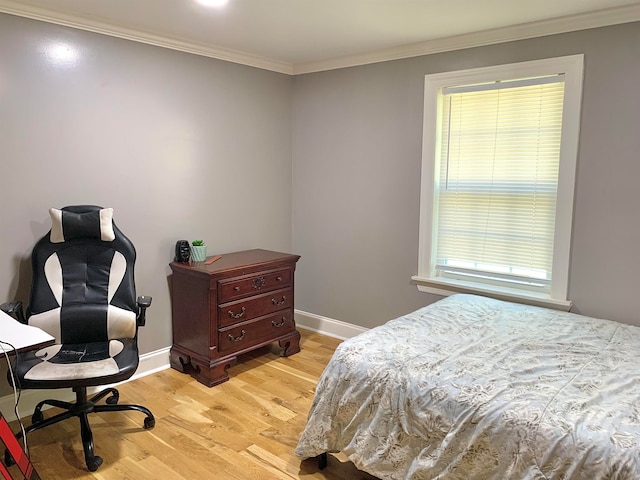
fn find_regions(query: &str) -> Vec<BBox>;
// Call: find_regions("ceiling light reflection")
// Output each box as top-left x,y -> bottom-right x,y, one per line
196,0 -> 229,8
43,42 -> 80,67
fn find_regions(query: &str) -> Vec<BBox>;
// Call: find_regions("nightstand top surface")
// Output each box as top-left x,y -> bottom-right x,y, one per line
170,248 -> 300,276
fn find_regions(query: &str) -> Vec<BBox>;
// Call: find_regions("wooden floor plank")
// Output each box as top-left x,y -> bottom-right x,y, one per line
4,328 -> 378,479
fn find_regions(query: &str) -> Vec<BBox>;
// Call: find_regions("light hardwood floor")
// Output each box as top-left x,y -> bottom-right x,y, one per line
5,329 -> 379,480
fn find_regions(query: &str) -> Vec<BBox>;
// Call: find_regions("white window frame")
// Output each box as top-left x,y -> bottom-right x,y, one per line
413,55 -> 584,310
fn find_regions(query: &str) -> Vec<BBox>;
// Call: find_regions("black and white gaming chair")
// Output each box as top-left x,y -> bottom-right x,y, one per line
1,205 -> 155,472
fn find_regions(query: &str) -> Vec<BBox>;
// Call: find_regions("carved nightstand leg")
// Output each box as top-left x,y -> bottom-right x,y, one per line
279,330 -> 301,357
169,349 -> 188,373
199,357 -> 238,387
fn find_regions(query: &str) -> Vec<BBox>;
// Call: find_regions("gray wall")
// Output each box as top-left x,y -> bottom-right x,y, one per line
1,11 -> 639,369
292,22 -> 640,328
0,13 -> 293,362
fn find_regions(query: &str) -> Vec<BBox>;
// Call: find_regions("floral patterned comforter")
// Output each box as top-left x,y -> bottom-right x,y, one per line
295,294 -> 640,479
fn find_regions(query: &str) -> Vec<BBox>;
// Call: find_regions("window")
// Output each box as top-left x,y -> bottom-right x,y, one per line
413,56 -> 583,310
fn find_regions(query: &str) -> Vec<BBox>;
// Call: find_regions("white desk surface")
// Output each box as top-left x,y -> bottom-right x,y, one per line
0,309 -> 55,354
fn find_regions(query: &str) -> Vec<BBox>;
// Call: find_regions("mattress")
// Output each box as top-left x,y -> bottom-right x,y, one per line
295,294 -> 640,479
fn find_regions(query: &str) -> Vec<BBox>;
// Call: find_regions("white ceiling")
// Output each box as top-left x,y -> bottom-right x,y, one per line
1,0 -> 639,74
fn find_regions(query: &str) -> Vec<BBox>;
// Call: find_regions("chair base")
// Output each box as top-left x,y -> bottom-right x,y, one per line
5,386 -> 154,472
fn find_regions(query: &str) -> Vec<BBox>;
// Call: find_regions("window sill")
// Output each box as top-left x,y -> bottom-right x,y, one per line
411,275 -> 573,312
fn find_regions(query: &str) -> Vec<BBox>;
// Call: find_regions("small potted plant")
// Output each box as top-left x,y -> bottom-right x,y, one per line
190,240 -> 207,262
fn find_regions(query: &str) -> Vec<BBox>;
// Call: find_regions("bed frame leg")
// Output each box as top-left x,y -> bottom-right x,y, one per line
318,452 -> 328,470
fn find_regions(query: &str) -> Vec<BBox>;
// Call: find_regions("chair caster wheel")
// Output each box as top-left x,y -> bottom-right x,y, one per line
86,455 -> 103,472
106,393 -> 119,405
32,411 -> 44,423
144,416 -> 155,429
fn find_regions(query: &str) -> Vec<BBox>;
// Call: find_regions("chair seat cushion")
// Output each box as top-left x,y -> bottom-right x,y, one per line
14,338 -> 139,389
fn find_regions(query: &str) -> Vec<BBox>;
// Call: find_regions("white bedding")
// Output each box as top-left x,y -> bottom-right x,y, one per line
295,294 -> 640,479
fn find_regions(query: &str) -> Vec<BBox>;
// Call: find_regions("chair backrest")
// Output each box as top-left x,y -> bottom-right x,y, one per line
27,206 -> 138,344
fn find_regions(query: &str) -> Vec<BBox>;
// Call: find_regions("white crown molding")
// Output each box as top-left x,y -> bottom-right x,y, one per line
293,4 -> 640,74
0,0 -> 294,74
0,0 -> 639,75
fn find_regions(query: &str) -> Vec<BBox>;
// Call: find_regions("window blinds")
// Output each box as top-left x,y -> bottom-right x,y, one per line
435,75 -> 565,287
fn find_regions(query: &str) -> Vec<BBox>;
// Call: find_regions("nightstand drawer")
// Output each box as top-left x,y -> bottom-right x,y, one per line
218,311 -> 295,353
218,287 -> 292,327
218,268 -> 291,303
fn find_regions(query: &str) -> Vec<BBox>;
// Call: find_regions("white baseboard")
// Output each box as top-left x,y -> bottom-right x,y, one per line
0,346 -> 171,422
129,346 -> 171,381
1,312 -> 367,422
294,309 -> 368,340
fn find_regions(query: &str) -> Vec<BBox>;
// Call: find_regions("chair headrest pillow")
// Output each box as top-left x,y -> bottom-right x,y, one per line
49,207 -> 115,243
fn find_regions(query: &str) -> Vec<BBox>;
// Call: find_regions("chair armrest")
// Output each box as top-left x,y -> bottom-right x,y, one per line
136,295 -> 152,327
0,301 -> 26,324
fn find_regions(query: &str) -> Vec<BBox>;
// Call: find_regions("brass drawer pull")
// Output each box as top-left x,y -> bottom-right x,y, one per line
252,277 -> 266,289
228,330 -> 246,342
271,317 -> 287,328
228,306 -> 246,319
276,276 -> 283,282
234,286 -> 241,292
271,296 -> 286,306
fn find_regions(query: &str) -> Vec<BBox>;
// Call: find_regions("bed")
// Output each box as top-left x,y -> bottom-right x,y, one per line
295,294 -> 640,479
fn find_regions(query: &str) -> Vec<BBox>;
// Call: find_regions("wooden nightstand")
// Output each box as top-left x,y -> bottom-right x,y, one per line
169,249 -> 301,386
